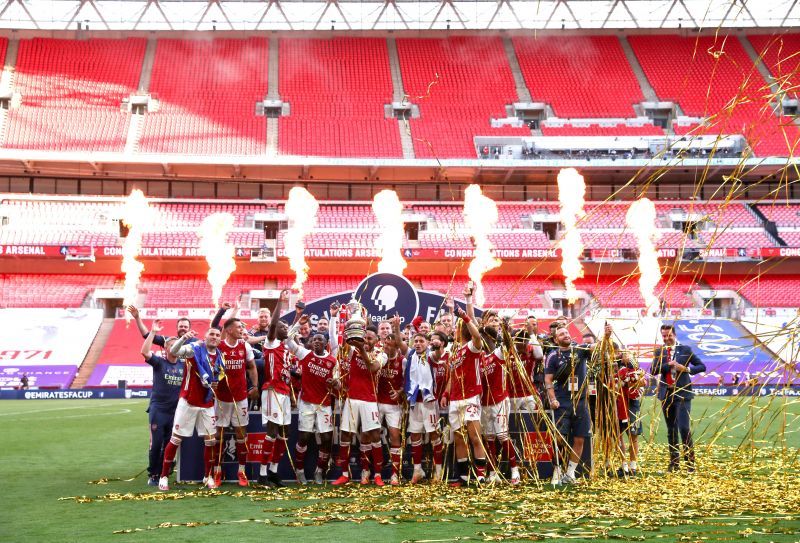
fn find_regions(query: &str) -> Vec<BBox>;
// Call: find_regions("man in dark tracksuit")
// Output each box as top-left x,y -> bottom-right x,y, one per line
141,322 -> 184,486
651,323 -> 706,473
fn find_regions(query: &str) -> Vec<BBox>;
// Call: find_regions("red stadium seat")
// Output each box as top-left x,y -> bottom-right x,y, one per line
139,38 -> 269,155
395,37 -> 530,159
5,38 -> 145,152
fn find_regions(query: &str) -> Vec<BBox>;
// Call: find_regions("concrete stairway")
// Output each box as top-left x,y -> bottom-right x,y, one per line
503,36 -> 532,102
618,36 -> 659,102
71,318 -> 116,389
387,37 -> 415,159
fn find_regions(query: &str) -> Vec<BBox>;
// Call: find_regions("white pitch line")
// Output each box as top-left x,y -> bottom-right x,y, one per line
3,408 -> 133,422
0,401 -> 145,417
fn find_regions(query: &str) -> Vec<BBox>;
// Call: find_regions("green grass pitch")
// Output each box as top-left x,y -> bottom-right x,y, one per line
2,396 -> 799,543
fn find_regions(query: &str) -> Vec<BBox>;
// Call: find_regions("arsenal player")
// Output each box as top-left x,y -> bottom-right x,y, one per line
480,324 -> 520,485
404,332 -> 445,483
160,327 -> 224,491
508,329 -> 544,414
441,284 -> 488,486
429,331 -> 450,406
376,315 -> 409,486
286,322 -> 338,485
329,322 -> 386,486
212,318 -> 259,487
258,290 -> 295,487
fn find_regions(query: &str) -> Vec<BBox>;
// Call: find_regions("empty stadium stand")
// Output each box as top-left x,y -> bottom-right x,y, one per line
395,37 -> 530,159
140,275 -> 266,307
4,38 -> 145,152
747,33 -> 800,98
628,34 -> 800,157
0,34 -> 797,158
702,274 -> 800,307
420,275 -> 555,308
1,196 -> 790,253
513,35 -> 645,118
0,274 -> 116,308
278,38 -> 402,158
575,275 -> 697,309
139,38 -> 269,155
756,203 -> 800,227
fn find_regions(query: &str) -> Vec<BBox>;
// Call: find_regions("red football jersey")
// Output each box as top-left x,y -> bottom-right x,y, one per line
619,366 -> 644,400
432,351 -> 450,401
180,350 -> 219,409
377,352 -> 404,405
449,341 -> 483,401
298,351 -> 338,406
262,338 -> 291,395
480,348 -> 508,406
508,351 -> 536,399
216,339 -> 252,403
346,348 -> 378,403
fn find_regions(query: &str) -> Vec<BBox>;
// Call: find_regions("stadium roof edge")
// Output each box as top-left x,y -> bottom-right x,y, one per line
0,0 -> 795,32
0,148 -> 793,185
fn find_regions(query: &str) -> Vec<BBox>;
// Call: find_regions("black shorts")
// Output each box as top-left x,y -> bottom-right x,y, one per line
619,398 -> 642,436
554,400 -> 591,439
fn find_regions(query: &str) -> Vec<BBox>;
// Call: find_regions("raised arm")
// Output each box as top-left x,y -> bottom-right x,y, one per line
391,314 -> 409,356
291,300 -> 305,326
329,302 -> 341,356
141,320 -> 163,362
286,316 -> 312,359
210,302 -> 234,329
268,290 -> 289,342
459,284 -> 483,347
170,330 -> 196,358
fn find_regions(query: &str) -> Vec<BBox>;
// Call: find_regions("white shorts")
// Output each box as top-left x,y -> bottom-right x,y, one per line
408,401 -> 439,434
172,398 -> 216,437
510,395 -> 539,413
481,398 -> 510,436
297,399 -> 334,434
216,398 -> 249,428
340,398 -> 381,434
448,395 -> 481,431
261,389 -> 292,427
378,402 -> 403,429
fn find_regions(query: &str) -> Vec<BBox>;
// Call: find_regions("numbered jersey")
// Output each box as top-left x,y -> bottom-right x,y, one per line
376,353 -> 404,405
262,339 -> 291,395
508,351 -> 536,399
180,351 -> 219,409
480,348 -> 508,406
432,351 -> 450,401
297,351 -> 338,407
216,339 -> 253,402
449,341 -> 483,401
346,348 -> 379,403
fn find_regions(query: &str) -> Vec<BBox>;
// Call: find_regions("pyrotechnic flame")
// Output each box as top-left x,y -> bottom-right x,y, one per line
557,168 -> 586,303
120,189 -> 151,321
372,190 -> 407,275
284,187 -> 319,298
463,184 -> 501,307
198,213 -> 236,308
626,198 -> 662,314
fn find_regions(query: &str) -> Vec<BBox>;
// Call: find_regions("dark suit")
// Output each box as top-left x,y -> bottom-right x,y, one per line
651,343 -> 706,469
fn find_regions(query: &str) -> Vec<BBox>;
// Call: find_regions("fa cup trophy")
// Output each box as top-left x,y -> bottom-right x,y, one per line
343,298 -> 368,345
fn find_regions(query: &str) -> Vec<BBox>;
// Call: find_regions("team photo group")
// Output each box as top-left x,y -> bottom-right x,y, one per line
131,281 -> 706,492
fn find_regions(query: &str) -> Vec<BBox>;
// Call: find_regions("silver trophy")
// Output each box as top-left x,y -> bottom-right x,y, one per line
343,298 -> 368,345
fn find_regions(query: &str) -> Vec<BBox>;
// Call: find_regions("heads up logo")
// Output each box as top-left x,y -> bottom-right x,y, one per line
353,273 -> 419,324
